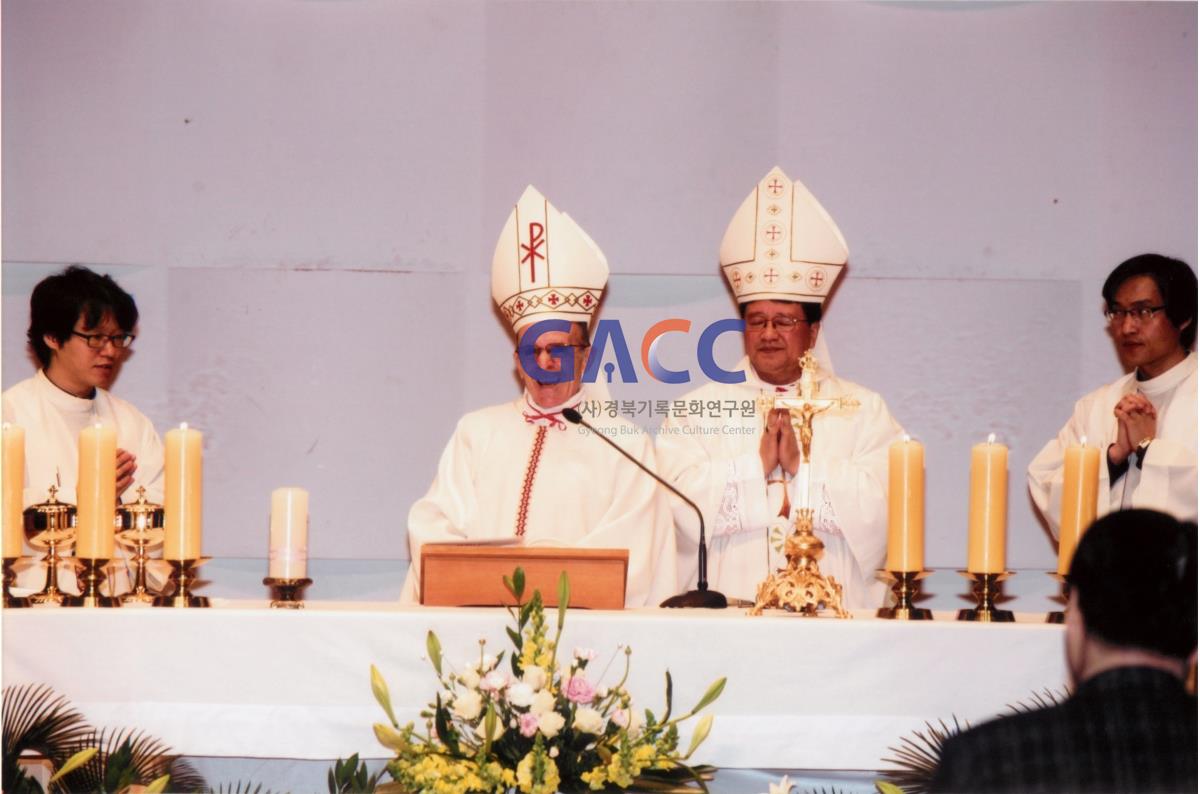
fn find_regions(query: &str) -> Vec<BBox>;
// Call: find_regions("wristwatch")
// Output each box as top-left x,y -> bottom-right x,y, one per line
1135,436 -> 1153,467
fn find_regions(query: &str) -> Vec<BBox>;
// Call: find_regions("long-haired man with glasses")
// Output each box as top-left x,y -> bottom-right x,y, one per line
2,266 -> 164,510
656,168 -> 905,608
1029,254 -> 1197,534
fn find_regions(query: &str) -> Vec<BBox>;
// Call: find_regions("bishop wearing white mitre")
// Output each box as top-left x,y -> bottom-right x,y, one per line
655,168 -> 905,608
401,186 -> 678,607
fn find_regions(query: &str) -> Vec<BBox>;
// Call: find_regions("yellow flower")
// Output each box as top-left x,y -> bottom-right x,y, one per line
581,765 -> 609,790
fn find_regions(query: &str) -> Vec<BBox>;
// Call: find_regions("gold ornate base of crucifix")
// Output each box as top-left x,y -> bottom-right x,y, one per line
750,509 -> 849,618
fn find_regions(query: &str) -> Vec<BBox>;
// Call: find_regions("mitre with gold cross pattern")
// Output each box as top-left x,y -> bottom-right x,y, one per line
492,185 -> 609,334
719,166 -> 849,306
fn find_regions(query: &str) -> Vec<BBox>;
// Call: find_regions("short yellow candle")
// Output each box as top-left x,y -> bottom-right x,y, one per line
76,423 -> 117,559
163,423 -> 203,560
967,434 -> 1008,574
1058,440 -> 1101,575
886,436 -> 925,571
2,423 -> 25,558
268,487 -> 309,579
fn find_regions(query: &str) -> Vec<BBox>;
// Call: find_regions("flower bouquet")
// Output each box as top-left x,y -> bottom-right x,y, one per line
371,569 -> 725,793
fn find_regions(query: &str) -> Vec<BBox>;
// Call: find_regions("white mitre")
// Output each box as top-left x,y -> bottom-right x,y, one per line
719,166 -> 848,305
491,185 -> 609,333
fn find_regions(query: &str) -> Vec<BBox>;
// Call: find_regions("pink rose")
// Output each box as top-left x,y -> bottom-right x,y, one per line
563,674 -> 596,704
519,712 -> 540,738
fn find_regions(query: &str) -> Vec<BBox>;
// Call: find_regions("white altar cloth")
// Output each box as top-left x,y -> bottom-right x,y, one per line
1,603 -> 1067,770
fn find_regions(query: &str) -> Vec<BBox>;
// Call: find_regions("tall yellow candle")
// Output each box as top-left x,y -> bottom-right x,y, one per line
967,434 -> 1008,574
163,423 -> 203,560
2,423 -> 25,558
1058,439 -> 1101,575
886,436 -> 925,571
268,487 -> 309,579
76,423 -> 117,559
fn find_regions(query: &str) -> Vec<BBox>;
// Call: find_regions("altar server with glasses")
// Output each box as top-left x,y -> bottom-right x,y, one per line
401,186 -> 677,607
3,266 -> 164,510
1029,254 -> 1197,533
654,167 -> 905,608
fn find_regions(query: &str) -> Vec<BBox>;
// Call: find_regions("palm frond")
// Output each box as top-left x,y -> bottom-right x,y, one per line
3,684 -> 92,778
207,783 -> 281,794
879,716 -> 968,794
54,727 -> 206,793
1003,686 -> 1070,716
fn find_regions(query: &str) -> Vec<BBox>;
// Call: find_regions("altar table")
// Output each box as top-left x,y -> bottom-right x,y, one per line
2,603 -> 1067,771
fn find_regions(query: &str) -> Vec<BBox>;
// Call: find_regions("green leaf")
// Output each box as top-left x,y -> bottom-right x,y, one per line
481,702 -> 498,757
684,714 -> 713,759
662,670 -> 674,722
426,631 -> 444,677
433,694 -> 459,754
876,782 -> 906,794
144,774 -> 171,794
371,665 -> 399,727
557,570 -> 570,627
48,747 -> 97,783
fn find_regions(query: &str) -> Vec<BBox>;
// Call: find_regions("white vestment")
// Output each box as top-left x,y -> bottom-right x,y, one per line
1028,352 -> 1197,535
2,370 -> 165,511
655,357 -> 904,608
401,390 -> 678,607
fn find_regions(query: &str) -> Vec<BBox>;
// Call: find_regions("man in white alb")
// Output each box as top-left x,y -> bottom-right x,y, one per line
655,168 -> 904,608
3,266 -> 163,511
401,186 -> 677,607
1028,254 -> 1196,532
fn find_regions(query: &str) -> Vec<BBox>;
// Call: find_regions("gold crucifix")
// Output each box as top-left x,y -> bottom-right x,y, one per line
752,349 -> 860,618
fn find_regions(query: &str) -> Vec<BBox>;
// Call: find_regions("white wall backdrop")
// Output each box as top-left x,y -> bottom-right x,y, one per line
3,1 -> 1196,576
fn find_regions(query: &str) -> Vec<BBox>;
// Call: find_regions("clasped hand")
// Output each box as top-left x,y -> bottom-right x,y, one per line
760,408 -> 800,477
1109,393 -> 1156,464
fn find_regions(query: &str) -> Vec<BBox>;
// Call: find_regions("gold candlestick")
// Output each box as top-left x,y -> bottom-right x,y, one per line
263,576 -> 313,609
117,487 -> 165,605
63,558 -> 120,607
3,557 -> 29,608
1045,572 -> 1068,624
24,486 -> 76,607
956,570 -> 1015,622
153,558 -> 210,608
876,569 -> 933,620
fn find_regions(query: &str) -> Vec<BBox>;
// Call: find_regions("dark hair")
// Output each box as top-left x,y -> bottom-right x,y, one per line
1068,509 -> 1196,660
738,300 -> 822,324
27,266 -> 139,367
1102,254 -> 1197,349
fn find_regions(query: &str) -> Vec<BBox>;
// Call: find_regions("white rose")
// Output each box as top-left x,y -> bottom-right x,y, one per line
507,682 -> 535,708
537,710 -> 565,738
460,669 -> 481,690
480,670 -> 508,694
530,689 -> 556,716
522,667 -> 547,691
452,690 -> 483,721
574,706 -> 606,735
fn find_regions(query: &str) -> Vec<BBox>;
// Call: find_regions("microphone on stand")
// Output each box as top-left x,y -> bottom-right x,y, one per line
561,408 -> 727,609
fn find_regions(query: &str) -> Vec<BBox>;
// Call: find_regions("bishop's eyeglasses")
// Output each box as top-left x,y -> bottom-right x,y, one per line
71,331 -> 136,349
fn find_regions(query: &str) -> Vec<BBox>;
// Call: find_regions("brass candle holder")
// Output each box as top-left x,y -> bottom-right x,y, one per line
263,577 -> 312,608
876,569 -> 933,620
117,487 -> 165,605
956,570 -> 1015,622
1045,572 -> 1068,624
3,557 -> 29,608
153,557 -> 210,608
24,487 -> 76,607
63,558 -> 120,608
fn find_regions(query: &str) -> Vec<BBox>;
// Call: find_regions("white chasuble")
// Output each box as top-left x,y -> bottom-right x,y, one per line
1028,352 -> 1197,535
655,357 -> 904,608
402,391 -> 678,607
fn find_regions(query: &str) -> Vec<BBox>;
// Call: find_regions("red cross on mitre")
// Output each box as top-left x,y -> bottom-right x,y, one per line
519,222 -> 546,282
730,269 -> 743,288
546,292 -> 560,306
765,177 -> 785,198
807,268 -> 826,290
763,223 -> 784,243
582,294 -> 594,308
764,268 -> 779,284
514,299 -> 526,312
